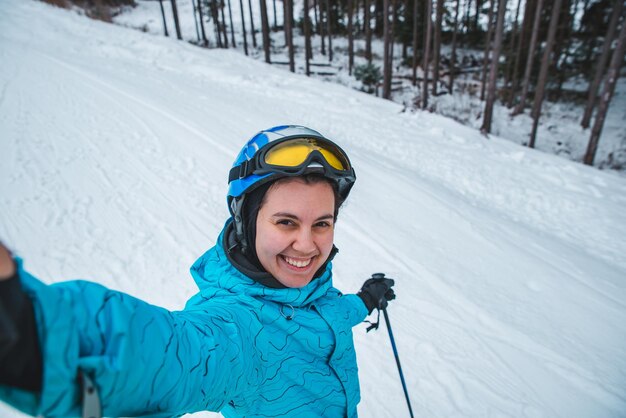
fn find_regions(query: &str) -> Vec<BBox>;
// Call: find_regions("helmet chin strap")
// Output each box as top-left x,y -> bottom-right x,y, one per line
230,195 -> 249,254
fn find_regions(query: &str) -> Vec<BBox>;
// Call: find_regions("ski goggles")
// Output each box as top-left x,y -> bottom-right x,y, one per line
228,137 -> 355,185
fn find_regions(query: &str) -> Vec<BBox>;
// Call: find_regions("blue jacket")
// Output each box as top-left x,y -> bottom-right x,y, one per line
0,228 -> 367,417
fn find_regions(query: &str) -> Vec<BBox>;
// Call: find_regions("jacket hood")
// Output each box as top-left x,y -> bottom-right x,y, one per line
189,226 -> 336,308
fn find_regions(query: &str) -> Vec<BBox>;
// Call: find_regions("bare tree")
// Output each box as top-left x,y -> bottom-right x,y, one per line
529,0 -> 564,148
197,0 -> 208,46
170,0 -> 183,40
220,0 -> 229,48
260,0 -> 271,62
320,0 -> 326,55
365,0 -> 373,62
512,0 -> 544,115
272,0 -> 277,29
581,0 -> 623,128
209,1 -> 223,48
422,0 -> 433,109
480,0 -> 496,101
285,0 -> 295,72
383,0 -> 393,99
503,0 -> 523,92
449,0 -> 461,93
248,0 -> 258,48
584,13 -> 626,165
481,0 -> 508,134
239,0 -> 249,54
304,0 -> 312,75
158,0 -> 169,37
348,0 -> 355,75
412,0 -> 419,85
227,0 -> 236,47
326,0 -> 333,61
433,0 -> 444,95
507,0 -> 536,107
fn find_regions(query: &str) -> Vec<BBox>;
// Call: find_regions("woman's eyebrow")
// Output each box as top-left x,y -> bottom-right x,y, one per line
272,212 -> 334,221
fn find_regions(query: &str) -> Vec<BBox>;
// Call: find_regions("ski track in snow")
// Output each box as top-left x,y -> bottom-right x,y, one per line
1,1 -> 626,417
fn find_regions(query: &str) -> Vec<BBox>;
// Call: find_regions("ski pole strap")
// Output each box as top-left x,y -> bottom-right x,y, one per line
364,308 -> 381,332
80,370 -> 102,418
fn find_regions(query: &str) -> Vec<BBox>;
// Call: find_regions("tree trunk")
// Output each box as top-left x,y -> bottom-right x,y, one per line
348,0 -> 355,75
365,0 -> 373,62
239,0 -> 249,54
192,0 -> 201,42
285,0 -> 295,72
313,0 -> 320,34
221,0 -> 229,48
480,0 -> 496,101
227,0 -> 236,47
210,1 -> 223,48
449,0 -> 461,93
320,0 -> 326,55
304,0 -> 311,75
481,0 -> 508,134
159,0 -> 169,37
473,0 -> 483,33
512,0 -> 544,115
581,0 -> 623,128
529,0 -> 564,148
508,0 -> 536,107
248,0 -> 258,48
433,0 -> 444,95
326,0 -> 333,61
584,11 -> 626,165
504,0 -> 522,92
383,0 -> 392,99
170,0 -> 183,40
412,0 -> 419,85
272,0 -> 278,29
197,0 -> 208,46
422,0 -> 433,108
260,0 -> 271,62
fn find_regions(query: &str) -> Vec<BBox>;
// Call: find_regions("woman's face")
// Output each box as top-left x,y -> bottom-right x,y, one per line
255,178 -> 336,288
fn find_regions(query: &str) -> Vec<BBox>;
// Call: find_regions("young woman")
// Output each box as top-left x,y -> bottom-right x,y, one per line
0,125 -> 396,417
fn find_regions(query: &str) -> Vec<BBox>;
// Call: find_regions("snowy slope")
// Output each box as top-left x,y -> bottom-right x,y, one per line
1,1 -> 626,417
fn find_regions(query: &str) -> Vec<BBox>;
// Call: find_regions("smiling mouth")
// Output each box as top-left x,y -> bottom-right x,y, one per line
281,255 -> 314,269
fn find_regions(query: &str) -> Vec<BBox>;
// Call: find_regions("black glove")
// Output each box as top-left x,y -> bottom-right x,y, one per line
357,273 -> 396,314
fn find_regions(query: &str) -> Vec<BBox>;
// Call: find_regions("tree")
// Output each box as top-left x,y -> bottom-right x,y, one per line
196,0 -> 208,46
170,0 -> 182,40
248,0 -> 258,48
581,0 -> 623,128
227,0 -> 236,47
503,0 -> 522,96
422,0 -> 433,109
584,12 -> 626,165
449,0 -> 461,93
432,0 -> 444,95
511,0 -> 544,115
348,0 -> 355,75
260,0 -> 271,62
304,0 -> 312,75
158,0 -> 169,37
529,0 -> 564,148
480,0 -> 496,101
481,0 -> 508,134
239,0 -> 249,55
220,0 -> 229,48
412,0 -> 419,85
383,0 -> 393,99
285,0 -> 295,72
365,0 -> 373,62
326,0 -> 333,61
507,0 -> 537,107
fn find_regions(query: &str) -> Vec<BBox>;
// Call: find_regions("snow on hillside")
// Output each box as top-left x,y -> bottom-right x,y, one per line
114,0 -> 626,175
1,1 -> 626,417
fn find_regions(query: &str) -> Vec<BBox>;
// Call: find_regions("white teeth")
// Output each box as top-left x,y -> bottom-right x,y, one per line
284,256 -> 312,268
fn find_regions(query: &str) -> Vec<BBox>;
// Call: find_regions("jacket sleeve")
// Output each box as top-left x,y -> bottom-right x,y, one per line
0,259 -> 254,417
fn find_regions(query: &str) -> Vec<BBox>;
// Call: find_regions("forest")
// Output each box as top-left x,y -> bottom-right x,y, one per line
45,0 -> 626,170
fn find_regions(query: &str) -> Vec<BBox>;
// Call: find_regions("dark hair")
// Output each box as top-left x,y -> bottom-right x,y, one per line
261,174 -> 344,221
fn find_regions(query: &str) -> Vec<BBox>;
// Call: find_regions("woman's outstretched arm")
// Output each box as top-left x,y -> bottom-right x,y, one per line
0,244 -> 255,417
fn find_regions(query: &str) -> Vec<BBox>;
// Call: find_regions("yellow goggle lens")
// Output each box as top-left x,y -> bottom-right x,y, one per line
264,139 -> 347,170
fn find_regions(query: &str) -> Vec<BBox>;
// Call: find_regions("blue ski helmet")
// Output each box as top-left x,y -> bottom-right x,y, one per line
227,125 -> 356,250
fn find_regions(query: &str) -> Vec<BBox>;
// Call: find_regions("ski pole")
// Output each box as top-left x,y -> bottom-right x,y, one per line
382,307 -> 415,418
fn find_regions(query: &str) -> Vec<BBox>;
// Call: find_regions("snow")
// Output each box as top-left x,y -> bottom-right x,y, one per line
1,1 -> 626,417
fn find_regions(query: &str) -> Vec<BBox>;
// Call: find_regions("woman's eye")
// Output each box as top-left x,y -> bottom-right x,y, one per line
315,221 -> 332,228
277,219 -> 294,226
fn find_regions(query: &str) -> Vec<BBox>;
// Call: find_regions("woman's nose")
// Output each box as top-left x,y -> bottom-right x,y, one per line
292,228 -> 316,254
